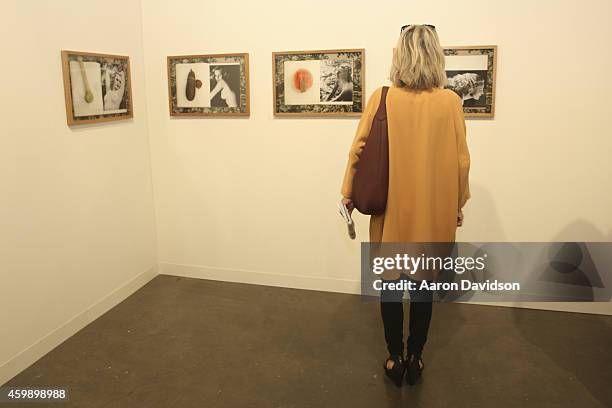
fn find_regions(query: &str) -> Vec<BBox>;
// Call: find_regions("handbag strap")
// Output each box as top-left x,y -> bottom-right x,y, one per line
375,86 -> 389,120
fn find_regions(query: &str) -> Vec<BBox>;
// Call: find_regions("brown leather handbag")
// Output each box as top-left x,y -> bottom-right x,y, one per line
352,86 -> 389,215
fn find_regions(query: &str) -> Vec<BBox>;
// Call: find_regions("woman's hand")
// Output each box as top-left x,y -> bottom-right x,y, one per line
457,210 -> 464,227
342,197 -> 354,214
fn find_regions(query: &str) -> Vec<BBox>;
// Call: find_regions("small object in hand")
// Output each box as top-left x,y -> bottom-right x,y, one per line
338,200 -> 356,240
457,210 -> 464,227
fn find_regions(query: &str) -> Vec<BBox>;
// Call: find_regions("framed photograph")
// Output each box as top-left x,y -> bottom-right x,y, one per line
167,53 -> 250,117
272,49 -> 365,117
443,46 -> 497,118
61,50 -> 133,126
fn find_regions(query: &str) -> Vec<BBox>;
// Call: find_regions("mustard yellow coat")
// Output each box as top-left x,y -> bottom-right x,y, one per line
342,86 -> 470,243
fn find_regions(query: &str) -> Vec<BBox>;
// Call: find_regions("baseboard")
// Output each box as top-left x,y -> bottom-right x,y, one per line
160,263 -> 612,316
159,262 -> 362,295
0,264 -> 158,386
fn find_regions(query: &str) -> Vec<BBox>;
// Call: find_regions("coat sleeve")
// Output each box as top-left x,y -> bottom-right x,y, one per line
452,94 -> 471,209
340,87 -> 383,198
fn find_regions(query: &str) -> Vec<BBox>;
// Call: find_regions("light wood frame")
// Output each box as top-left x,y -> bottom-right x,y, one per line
167,53 -> 250,117
443,45 -> 497,118
272,48 -> 365,117
61,50 -> 133,126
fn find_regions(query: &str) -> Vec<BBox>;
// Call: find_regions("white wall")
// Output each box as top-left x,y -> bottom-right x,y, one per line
0,0 -> 157,384
142,0 -> 612,314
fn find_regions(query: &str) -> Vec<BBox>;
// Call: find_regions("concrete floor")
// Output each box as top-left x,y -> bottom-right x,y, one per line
4,275 -> 612,408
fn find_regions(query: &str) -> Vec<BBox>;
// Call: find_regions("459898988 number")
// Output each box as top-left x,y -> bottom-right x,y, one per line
0,387 -> 68,402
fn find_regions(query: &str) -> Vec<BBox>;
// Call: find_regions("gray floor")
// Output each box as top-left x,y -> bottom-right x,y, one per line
4,275 -> 612,408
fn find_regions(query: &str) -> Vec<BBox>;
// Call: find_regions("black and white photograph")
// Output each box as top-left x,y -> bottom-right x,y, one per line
101,61 -> 129,112
209,64 -> 240,108
445,70 -> 487,108
443,46 -> 497,118
273,49 -> 364,117
167,53 -> 250,117
320,60 -> 353,104
61,50 -> 133,125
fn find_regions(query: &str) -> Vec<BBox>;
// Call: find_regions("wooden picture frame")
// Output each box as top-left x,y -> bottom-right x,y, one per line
272,49 -> 365,117
167,53 -> 250,117
61,50 -> 133,126
443,45 -> 497,118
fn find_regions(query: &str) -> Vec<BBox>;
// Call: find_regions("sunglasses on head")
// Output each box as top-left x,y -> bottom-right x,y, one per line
400,24 -> 436,33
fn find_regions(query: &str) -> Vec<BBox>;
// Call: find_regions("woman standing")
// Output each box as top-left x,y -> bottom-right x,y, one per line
340,25 -> 470,386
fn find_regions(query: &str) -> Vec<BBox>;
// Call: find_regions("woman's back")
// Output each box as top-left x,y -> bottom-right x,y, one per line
341,86 -> 470,243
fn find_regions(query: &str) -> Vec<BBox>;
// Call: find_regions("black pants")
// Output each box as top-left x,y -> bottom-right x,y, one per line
380,277 -> 433,358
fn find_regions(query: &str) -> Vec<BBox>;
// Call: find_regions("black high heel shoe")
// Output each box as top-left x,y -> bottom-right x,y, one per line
383,355 -> 405,387
405,354 -> 424,385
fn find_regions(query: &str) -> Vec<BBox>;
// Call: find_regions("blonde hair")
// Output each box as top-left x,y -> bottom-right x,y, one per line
390,25 -> 447,90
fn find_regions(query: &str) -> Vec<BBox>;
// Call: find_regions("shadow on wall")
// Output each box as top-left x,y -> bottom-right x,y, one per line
548,220 -> 610,300
511,220 -> 612,407
460,184 -> 506,241
520,220 -> 611,302
552,219 -> 610,242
